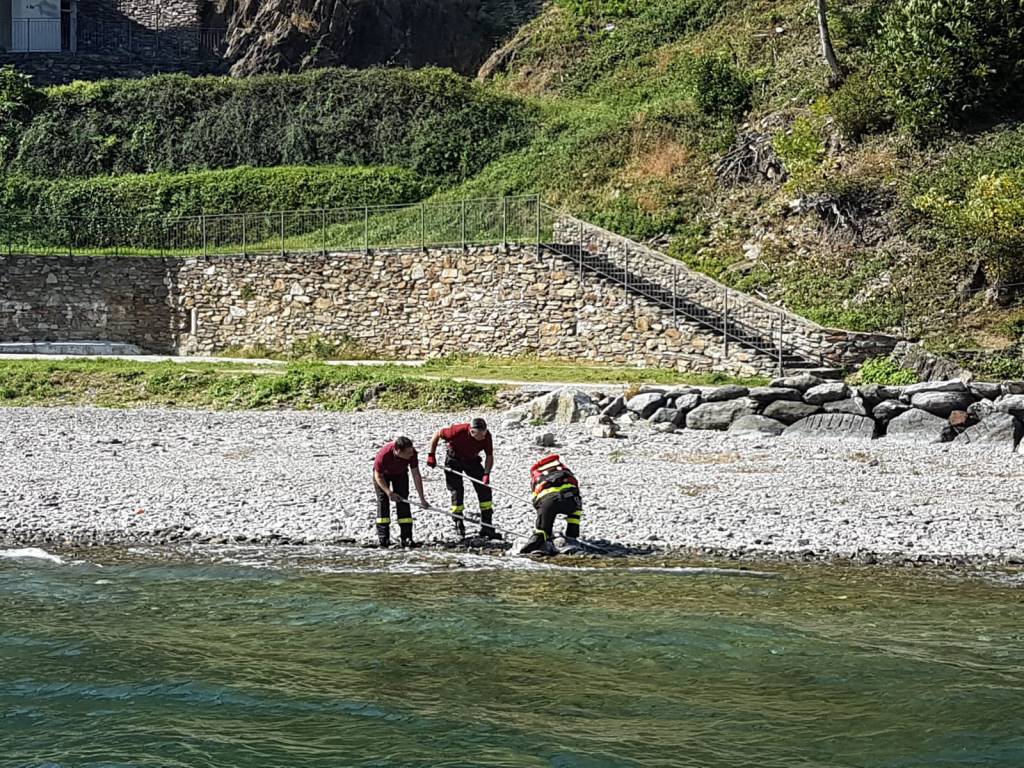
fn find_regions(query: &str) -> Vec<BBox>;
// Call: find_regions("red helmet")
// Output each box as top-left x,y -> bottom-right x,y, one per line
530,454 -> 563,474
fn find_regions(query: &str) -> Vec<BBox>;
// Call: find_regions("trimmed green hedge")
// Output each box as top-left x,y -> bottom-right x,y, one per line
5,67 -> 535,181
1,165 -> 430,222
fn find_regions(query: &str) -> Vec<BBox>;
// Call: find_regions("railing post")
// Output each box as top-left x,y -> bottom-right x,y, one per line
363,206 -> 369,253
321,209 -> 326,256
777,312 -> 784,377
723,287 -> 729,357
241,214 -> 247,256
420,202 -> 426,251
201,214 -> 207,257
280,210 -> 286,257
502,196 -> 508,247
672,267 -> 677,321
461,199 -> 467,249
535,197 -> 541,258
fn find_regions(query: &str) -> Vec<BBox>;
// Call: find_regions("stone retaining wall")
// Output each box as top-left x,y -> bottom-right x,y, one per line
0,247 -> 786,376
554,216 -> 901,369
0,255 -> 179,352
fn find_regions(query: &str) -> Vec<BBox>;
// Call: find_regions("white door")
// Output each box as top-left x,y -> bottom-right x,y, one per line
11,0 -> 60,52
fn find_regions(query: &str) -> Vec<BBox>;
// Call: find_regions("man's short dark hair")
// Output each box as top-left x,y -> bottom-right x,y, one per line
470,417 -> 487,431
394,436 -> 414,451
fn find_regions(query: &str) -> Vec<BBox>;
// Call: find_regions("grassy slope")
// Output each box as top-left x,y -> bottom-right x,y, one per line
0,357 -> 765,411
447,0 -> 1024,355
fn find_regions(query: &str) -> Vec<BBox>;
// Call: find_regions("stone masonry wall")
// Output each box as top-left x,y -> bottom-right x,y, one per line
554,216 -> 901,369
0,0 -> 224,85
0,255 -> 180,352
0,247 -> 783,376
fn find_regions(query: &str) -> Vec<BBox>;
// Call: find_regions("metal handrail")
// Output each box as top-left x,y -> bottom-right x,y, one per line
540,241 -> 787,364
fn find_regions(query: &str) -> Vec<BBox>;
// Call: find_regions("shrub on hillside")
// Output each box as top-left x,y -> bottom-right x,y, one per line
1,165 -> 428,246
0,66 -> 41,166
828,70 -> 891,140
674,54 -> 752,121
852,356 -> 919,385
875,0 -> 1024,141
915,170 -> 1024,284
6,68 -> 534,181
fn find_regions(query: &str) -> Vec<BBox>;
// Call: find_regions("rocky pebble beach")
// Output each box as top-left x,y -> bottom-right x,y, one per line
1,394 -> 1022,565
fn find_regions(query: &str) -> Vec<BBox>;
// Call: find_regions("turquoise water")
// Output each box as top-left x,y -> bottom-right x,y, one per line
1,548 -> 1023,768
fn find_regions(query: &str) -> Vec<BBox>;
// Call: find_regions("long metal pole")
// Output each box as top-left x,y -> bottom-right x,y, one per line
433,466 -> 610,553
396,495 -> 527,542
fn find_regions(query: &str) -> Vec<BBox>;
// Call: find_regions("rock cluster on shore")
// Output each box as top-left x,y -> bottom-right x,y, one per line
505,376 -> 1024,451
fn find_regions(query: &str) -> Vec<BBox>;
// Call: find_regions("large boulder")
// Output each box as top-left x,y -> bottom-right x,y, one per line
954,412 -> 1023,451
673,393 -> 702,416
996,394 -> 1024,420
970,382 -> 1002,400
823,397 -> 870,416
729,415 -> 786,437
704,385 -> 750,403
901,379 -> 968,398
626,392 -> 665,419
1002,381 -> 1024,396
526,390 -> 560,422
665,386 -> 701,400
858,384 -> 903,409
763,400 -> 821,425
746,387 -> 804,406
873,399 -> 910,424
783,413 -> 877,440
685,398 -> 758,430
770,373 -> 824,393
885,409 -> 953,443
967,399 -> 996,421
803,382 -> 851,405
649,407 -> 685,427
601,395 -> 627,419
910,391 -> 975,418
554,389 -> 599,424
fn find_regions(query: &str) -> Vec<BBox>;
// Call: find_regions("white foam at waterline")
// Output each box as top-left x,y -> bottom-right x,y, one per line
618,566 -> 779,579
0,548 -> 65,564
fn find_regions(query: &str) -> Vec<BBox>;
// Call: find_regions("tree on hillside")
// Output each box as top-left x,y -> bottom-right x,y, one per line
817,0 -> 843,83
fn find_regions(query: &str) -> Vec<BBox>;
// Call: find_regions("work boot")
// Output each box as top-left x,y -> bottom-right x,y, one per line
454,518 -> 466,538
478,511 -> 502,540
399,523 -> 417,548
376,523 -> 391,548
519,533 -> 551,556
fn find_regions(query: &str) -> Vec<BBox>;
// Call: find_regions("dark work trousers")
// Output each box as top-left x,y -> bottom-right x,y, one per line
534,492 -> 582,540
374,473 -> 412,545
444,457 -> 495,537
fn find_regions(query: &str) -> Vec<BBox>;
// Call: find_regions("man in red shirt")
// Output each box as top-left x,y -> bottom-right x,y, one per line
372,435 -> 429,548
426,417 -> 498,539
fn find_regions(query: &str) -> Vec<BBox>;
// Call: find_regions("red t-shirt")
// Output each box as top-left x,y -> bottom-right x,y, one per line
373,441 -> 419,477
441,423 -> 493,462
